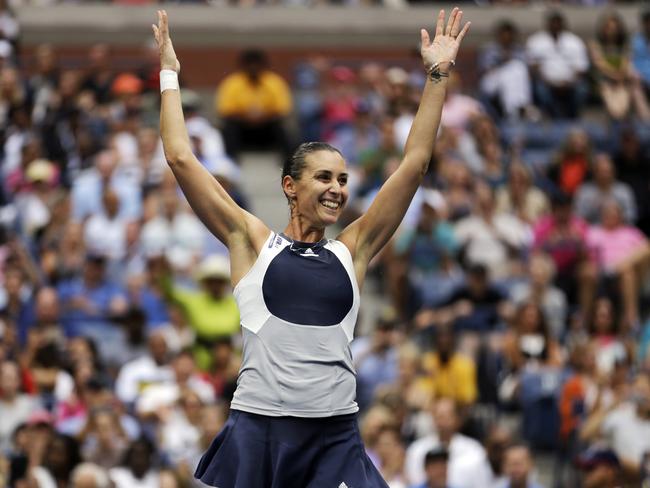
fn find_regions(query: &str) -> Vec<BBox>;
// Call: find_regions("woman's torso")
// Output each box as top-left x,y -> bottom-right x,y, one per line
230,232 -> 361,417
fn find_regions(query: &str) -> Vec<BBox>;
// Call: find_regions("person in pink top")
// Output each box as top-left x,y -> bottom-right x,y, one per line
533,192 -> 596,319
587,199 -> 650,329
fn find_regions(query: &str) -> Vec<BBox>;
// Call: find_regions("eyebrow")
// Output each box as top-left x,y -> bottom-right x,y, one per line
314,170 -> 349,179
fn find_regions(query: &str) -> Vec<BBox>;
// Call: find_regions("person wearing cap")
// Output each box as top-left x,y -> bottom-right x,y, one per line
154,7 -> 470,487
215,48 -> 293,161
162,254 -> 239,370
56,250 -> 128,336
577,447 -> 621,488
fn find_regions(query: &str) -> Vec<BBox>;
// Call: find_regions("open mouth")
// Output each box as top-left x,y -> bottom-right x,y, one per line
320,199 -> 340,211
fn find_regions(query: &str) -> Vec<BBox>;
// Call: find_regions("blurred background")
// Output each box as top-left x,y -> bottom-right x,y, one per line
1,1 -> 650,487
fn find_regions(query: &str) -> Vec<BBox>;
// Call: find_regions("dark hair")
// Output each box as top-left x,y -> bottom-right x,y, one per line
281,142 -> 342,202
596,12 -> 628,49
240,48 -> 267,67
495,19 -> 517,35
424,447 -> 449,465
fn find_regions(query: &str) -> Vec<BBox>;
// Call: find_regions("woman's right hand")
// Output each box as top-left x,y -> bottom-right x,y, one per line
152,10 -> 181,73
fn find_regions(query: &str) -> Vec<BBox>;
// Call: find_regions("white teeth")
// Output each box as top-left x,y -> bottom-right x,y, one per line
321,200 -> 339,209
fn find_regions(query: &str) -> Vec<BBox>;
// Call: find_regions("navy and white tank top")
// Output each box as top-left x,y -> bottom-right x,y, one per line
230,231 -> 360,417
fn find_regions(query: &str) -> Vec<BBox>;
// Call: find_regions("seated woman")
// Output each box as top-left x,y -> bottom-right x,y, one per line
586,199 -> 650,329
589,11 -> 650,121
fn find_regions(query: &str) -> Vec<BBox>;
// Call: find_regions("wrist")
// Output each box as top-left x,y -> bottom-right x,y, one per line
425,60 -> 455,83
160,69 -> 179,93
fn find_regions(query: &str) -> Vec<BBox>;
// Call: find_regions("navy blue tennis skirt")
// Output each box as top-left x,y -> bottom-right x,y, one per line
194,409 -> 389,488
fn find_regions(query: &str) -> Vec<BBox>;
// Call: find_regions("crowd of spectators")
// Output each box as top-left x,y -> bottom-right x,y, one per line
0,2 -> 650,488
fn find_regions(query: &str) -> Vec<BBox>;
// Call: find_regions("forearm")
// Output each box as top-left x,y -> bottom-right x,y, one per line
403,77 -> 448,173
160,88 -> 193,164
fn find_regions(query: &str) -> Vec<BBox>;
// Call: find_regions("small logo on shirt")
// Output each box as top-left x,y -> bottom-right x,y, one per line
338,483 -> 349,488
300,248 -> 319,257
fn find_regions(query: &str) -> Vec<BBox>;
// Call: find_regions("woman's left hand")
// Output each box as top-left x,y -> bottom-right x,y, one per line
420,7 -> 470,71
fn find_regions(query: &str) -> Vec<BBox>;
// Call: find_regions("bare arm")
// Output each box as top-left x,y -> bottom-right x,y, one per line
339,8 -> 470,267
153,11 -> 268,254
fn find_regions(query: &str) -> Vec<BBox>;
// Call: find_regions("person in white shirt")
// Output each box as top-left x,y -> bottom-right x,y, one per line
114,330 -> 174,406
526,11 -> 589,119
405,398 -> 492,488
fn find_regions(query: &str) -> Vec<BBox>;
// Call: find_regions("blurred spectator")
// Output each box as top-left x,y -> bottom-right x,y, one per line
81,44 -> 114,106
71,148 -> 141,222
577,447 -> 621,488
500,443 -> 544,488
57,251 -> 128,336
479,20 -> 533,121
108,437 -> 177,488
216,49 -> 292,161
510,253 -> 567,339
420,325 -> 478,407
375,426 -> 407,488
483,425 -> 512,487
612,127 -> 650,236
114,330 -> 173,406
495,163 -> 549,225
632,9 -> 650,95
440,73 -> 483,134
78,408 -> 128,470
455,182 -> 530,281
416,263 -> 509,335
588,297 -> 628,376
532,192 -> 595,316
29,432 -> 81,488
351,311 -> 400,412
163,254 -> 239,370
548,128 -> 593,196
70,462 -> 111,488
574,153 -> 637,225
393,189 -> 460,311
526,11 -> 589,119
589,11 -> 650,121
405,398 -> 491,488
581,373 -> 650,477
0,360 -> 40,452
408,447 -> 451,488
586,199 -> 650,328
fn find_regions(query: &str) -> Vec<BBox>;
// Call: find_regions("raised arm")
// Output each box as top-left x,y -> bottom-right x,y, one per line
153,11 -> 268,254
339,8 -> 470,266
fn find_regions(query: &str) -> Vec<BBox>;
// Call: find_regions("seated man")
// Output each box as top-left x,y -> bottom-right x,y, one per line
215,49 -> 293,161
526,11 -> 589,119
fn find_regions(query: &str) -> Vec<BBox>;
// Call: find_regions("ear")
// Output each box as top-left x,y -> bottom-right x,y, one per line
282,175 -> 297,201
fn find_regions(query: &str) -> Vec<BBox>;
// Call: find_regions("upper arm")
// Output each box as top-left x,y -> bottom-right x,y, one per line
339,155 -> 423,264
169,151 -> 268,250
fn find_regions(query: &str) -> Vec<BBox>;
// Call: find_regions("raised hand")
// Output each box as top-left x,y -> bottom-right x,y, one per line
152,10 -> 181,73
420,7 -> 470,71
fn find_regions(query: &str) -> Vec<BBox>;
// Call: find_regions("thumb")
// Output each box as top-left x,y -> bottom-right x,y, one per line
420,28 -> 430,48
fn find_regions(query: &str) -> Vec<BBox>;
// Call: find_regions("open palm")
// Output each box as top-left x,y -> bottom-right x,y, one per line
152,10 -> 181,73
420,8 -> 470,70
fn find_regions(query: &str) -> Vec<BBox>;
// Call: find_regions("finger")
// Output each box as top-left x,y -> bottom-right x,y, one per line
445,7 -> 458,36
435,9 -> 444,37
456,21 -> 471,44
420,28 -> 430,48
451,9 -> 462,37
152,24 -> 159,43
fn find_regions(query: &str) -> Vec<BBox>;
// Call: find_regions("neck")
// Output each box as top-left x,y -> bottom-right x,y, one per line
283,219 -> 326,243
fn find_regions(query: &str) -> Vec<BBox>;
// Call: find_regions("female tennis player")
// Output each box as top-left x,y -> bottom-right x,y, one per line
153,8 -> 469,487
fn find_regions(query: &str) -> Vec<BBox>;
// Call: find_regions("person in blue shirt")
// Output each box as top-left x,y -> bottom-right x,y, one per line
57,252 -> 128,336
632,10 -> 650,91
409,448 -> 455,488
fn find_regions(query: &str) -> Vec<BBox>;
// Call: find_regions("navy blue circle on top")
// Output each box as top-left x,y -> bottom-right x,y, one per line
262,244 -> 353,326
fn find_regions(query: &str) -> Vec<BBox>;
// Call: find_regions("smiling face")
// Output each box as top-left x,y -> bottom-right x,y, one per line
283,149 -> 349,228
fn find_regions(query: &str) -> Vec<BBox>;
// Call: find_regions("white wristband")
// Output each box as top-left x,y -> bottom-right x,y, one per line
160,69 -> 179,93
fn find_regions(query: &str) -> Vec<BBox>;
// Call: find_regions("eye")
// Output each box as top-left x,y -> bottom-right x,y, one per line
338,176 -> 348,186
317,174 -> 330,182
